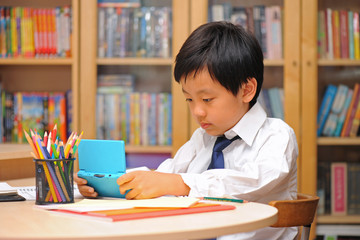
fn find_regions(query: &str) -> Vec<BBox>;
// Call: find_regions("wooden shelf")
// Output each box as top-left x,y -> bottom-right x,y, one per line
318,137 -> 360,145
317,214 -> 360,224
263,59 -> 284,66
125,145 -> 172,154
96,58 -> 173,66
0,144 -> 32,161
0,58 -> 74,65
318,59 -> 360,66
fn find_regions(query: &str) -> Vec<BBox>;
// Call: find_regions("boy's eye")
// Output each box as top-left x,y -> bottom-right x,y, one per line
185,98 -> 192,102
203,98 -> 212,102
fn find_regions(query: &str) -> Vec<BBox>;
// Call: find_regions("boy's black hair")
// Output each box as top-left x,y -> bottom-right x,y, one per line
174,21 -> 264,106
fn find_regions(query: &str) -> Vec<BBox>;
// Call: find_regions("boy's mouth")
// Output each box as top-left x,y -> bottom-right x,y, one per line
200,122 -> 211,129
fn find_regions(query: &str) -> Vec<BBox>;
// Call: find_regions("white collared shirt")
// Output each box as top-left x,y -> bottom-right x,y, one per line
157,103 -> 299,240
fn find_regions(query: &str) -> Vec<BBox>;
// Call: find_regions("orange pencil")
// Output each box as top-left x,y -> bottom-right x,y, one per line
23,129 -> 40,159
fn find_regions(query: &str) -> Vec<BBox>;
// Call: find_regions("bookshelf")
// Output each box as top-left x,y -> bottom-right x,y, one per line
0,0 -> 79,178
302,0 -> 360,237
79,0 -> 191,162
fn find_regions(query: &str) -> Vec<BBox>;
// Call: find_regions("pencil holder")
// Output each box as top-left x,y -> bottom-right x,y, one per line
34,158 -> 76,205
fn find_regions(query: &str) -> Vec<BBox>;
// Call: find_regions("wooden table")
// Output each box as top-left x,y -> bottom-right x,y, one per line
0,178 -> 278,240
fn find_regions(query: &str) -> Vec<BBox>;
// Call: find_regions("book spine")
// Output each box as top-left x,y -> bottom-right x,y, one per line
341,83 -> 360,137
97,7 -> 106,58
134,92 -> 140,145
167,93 -> 172,145
347,162 -> 360,215
331,162 -> 347,215
332,10 -> 340,59
323,84 -> 349,136
317,84 -> 337,136
339,10 -> 349,59
326,8 -> 334,59
317,161 -> 331,215
121,94 -> 127,143
348,11 -> 354,59
334,89 -> 353,137
149,93 -> 157,145
65,90 -> 72,138
354,12 -> 360,59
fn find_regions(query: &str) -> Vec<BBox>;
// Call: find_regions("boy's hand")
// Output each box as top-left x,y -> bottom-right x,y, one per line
74,173 -> 98,198
117,171 -> 190,200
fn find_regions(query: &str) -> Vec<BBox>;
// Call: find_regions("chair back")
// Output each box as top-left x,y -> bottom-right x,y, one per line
268,193 -> 319,240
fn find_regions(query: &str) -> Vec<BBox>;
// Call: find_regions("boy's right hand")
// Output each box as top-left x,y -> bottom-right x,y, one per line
74,173 -> 98,198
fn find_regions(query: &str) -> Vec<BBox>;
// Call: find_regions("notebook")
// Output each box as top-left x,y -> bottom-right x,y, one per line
77,139 -> 126,198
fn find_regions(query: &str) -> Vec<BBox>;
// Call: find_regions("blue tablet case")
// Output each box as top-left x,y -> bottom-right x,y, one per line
77,139 -> 126,198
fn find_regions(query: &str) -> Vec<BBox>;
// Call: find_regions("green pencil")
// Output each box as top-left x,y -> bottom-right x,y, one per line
201,197 -> 248,203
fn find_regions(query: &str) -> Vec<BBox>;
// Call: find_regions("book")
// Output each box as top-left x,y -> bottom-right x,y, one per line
354,12 -> 360,59
268,87 -> 283,119
268,6 -> 282,59
58,203 -> 235,222
44,200 -> 235,222
334,89 -> 353,137
341,83 -> 360,137
332,10 -> 341,59
349,96 -> 360,137
348,11 -> 354,59
317,84 -> 337,136
339,10 -> 349,59
318,10 -> 327,59
97,7 -> 106,58
317,161 -> 331,214
347,162 -> 360,215
326,8 -> 334,59
331,162 -> 347,215
231,7 -> 247,30
322,84 -> 349,136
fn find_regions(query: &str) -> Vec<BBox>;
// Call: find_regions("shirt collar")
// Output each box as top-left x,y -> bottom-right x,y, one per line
224,102 -> 267,146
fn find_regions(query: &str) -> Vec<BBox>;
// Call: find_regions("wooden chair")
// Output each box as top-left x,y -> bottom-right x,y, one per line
268,193 -> 320,240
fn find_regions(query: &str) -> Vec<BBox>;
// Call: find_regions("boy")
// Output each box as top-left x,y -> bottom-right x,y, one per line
75,21 -> 298,239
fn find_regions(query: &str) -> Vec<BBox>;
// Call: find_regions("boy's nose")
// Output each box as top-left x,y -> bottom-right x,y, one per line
192,104 -> 206,117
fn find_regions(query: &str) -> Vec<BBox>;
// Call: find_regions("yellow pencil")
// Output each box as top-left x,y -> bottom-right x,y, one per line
64,143 -> 71,159
45,190 -> 51,202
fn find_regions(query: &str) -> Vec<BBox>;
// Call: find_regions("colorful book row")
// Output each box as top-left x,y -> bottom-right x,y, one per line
318,8 -> 360,60
317,83 -> 360,137
257,87 -> 284,120
0,6 -> 72,58
0,90 -> 71,143
208,4 -> 283,60
97,6 -> 171,58
317,161 -> 360,216
96,92 -> 172,146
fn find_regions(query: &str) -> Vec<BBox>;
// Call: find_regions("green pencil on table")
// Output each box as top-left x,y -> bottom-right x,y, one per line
201,197 -> 248,203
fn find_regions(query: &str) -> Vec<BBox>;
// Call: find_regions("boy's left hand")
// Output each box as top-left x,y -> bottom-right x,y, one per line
117,171 -> 190,200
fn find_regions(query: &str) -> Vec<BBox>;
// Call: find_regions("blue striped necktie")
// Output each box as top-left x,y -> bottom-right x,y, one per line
208,135 -> 240,169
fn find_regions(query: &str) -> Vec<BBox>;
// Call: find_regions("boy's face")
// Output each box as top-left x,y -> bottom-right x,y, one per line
181,70 -> 253,136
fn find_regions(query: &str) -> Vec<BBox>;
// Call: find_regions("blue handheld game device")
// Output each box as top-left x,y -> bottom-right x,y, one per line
77,139 -> 126,198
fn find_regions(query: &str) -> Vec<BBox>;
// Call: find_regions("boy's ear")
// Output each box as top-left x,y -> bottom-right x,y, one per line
242,78 -> 257,103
